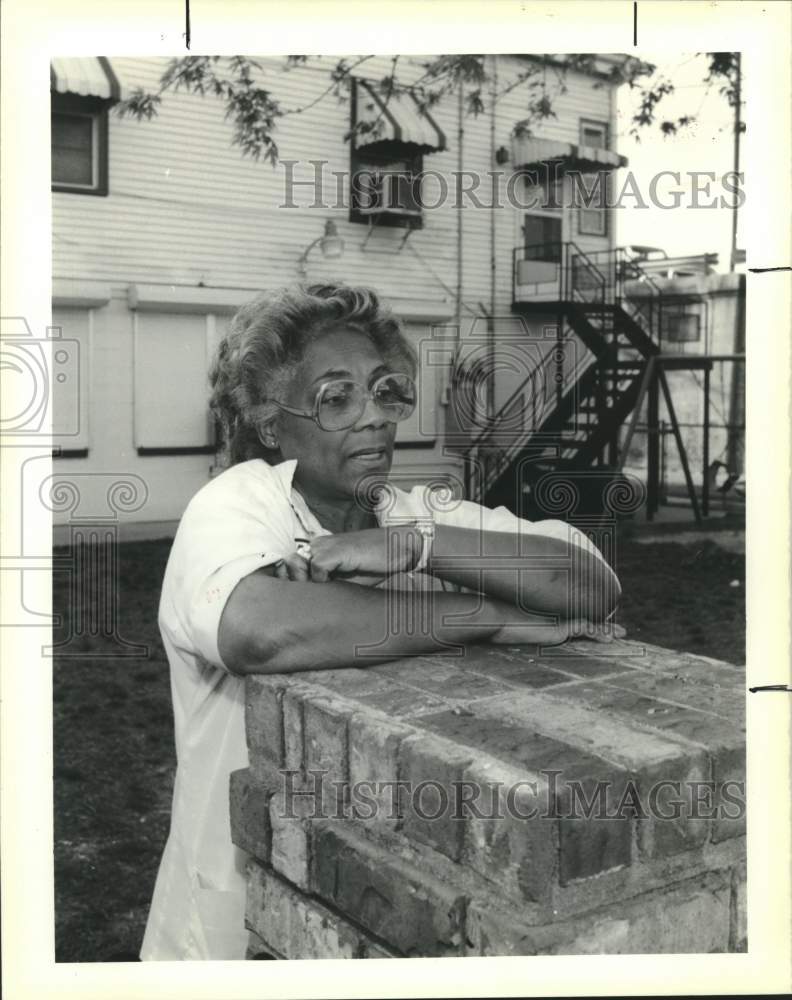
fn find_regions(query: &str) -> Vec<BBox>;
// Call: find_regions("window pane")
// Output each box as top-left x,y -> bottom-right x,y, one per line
523,214 -> 562,262
354,155 -> 420,214
579,209 -> 607,236
52,113 -> 94,186
581,121 -> 608,150
134,313 -> 214,448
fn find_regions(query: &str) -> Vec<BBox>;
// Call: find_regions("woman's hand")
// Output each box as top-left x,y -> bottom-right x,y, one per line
484,597 -> 626,646
307,527 -> 416,583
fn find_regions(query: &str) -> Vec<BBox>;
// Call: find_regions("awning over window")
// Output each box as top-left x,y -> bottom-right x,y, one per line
355,79 -> 447,155
50,57 -> 123,102
511,136 -> 627,173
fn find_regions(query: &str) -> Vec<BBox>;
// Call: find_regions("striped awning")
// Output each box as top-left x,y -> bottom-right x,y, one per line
50,57 -> 123,102
355,79 -> 446,155
511,136 -> 627,173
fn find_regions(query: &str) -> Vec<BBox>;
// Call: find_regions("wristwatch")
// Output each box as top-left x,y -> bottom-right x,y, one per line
411,517 -> 435,573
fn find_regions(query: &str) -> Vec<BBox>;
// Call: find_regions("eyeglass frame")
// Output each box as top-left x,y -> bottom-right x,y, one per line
271,371 -> 417,431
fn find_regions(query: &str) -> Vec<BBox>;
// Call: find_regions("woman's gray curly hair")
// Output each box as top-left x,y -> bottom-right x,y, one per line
209,283 -> 418,467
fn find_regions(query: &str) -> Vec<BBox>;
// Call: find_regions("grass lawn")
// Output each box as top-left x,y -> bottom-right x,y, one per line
53,530 -> 745,962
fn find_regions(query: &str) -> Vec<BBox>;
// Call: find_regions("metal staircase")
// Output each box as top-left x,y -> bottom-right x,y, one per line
462,244 -> 667,519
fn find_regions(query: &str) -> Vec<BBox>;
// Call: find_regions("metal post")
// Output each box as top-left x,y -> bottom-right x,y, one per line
658,367 -> 702,525
646,364 -> 659,521
702,363 -> 711,517
730,53 -> 742,272
556,244 -> 564,414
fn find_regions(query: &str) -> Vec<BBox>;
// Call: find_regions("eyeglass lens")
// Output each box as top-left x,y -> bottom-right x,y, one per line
317,374 -> 416,430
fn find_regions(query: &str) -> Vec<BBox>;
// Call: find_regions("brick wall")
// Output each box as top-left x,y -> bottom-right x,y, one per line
232,639 -> 746,958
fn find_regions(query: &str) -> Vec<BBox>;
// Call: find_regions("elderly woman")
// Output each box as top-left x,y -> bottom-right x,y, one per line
140,283 -> 621,961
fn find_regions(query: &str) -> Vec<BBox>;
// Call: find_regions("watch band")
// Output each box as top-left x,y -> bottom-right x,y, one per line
411,517 -> 435,573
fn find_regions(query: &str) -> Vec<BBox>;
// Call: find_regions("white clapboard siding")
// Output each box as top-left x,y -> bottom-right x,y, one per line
54,55 -> 617,303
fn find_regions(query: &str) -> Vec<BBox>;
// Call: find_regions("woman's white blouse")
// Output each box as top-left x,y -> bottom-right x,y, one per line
140,458 -> 609,961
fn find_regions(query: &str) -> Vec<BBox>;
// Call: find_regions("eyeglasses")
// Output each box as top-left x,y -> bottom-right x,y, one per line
273,372 -> 417,431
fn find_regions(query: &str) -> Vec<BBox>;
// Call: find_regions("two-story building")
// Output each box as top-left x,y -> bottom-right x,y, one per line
50,54 -> 633,537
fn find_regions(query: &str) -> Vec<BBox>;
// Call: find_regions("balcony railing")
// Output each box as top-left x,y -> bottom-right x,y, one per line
512,242 -> 669,349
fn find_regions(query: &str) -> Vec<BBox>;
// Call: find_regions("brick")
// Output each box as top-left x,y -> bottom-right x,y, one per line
468,869 -> 732,955
282,687 -> 306,772
229,767 -> 272,863
268,786 -> 313,890
730,862 -> 747,951
410,706 -> 633,882
245,927 -> 283,960
464,902 -> 539,956
359,939 -> 400,958
309,667 -> 392,700
379,657 -> 513,701
353,679 -> 451,718
519,652 -> 637,681
245,674 -> 314,763
459,652 -> 575,689
563,870 -> 733,953
461,757 -> 557,905
246,859 -> 398,959
398,732 -> 475,861
551,847 -> 745,926
348,713 -> 415,828
246,754 -> 293,793
634,750 -> 711,858
609,671 -> 745,724
618,643 -> 746,680
302,694 -> 353,816
710,744 -> 746,843
311,824 -> 466,956
556,780 -> 633,885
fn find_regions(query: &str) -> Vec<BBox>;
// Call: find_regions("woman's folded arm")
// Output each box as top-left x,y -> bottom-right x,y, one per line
217,566 -> 504,675
428,524 -> 622,624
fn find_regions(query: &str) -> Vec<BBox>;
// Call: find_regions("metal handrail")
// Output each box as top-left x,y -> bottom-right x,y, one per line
576,246 -> 668,348
462,347 -> 595,499
565,241 -> 608,305
464,342 -> 587,451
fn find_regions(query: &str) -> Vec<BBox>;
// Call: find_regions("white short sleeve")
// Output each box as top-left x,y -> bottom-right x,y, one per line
160,461 -> 298,673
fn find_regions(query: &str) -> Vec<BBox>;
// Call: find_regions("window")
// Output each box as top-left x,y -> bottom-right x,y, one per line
350,149 -> 424,228
577,119 -> 610,237
133,313 -> 216,454
577,173 -> 610,237
349,77 -> 445,229
580,120 -> 609,150
662,305 -> 702,345
523,214 -> 563,263
51,93 -> 108,196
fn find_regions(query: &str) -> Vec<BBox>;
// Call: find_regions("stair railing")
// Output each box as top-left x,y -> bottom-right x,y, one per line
578,247 -> 667,351
460,337 -> 595,502
566,242 -> 608,307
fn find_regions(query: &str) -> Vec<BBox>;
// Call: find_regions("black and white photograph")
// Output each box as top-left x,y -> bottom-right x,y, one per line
1,1 -> 790,997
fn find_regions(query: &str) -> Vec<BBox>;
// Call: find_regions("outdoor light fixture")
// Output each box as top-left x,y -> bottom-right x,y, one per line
297,220 -> 345,277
